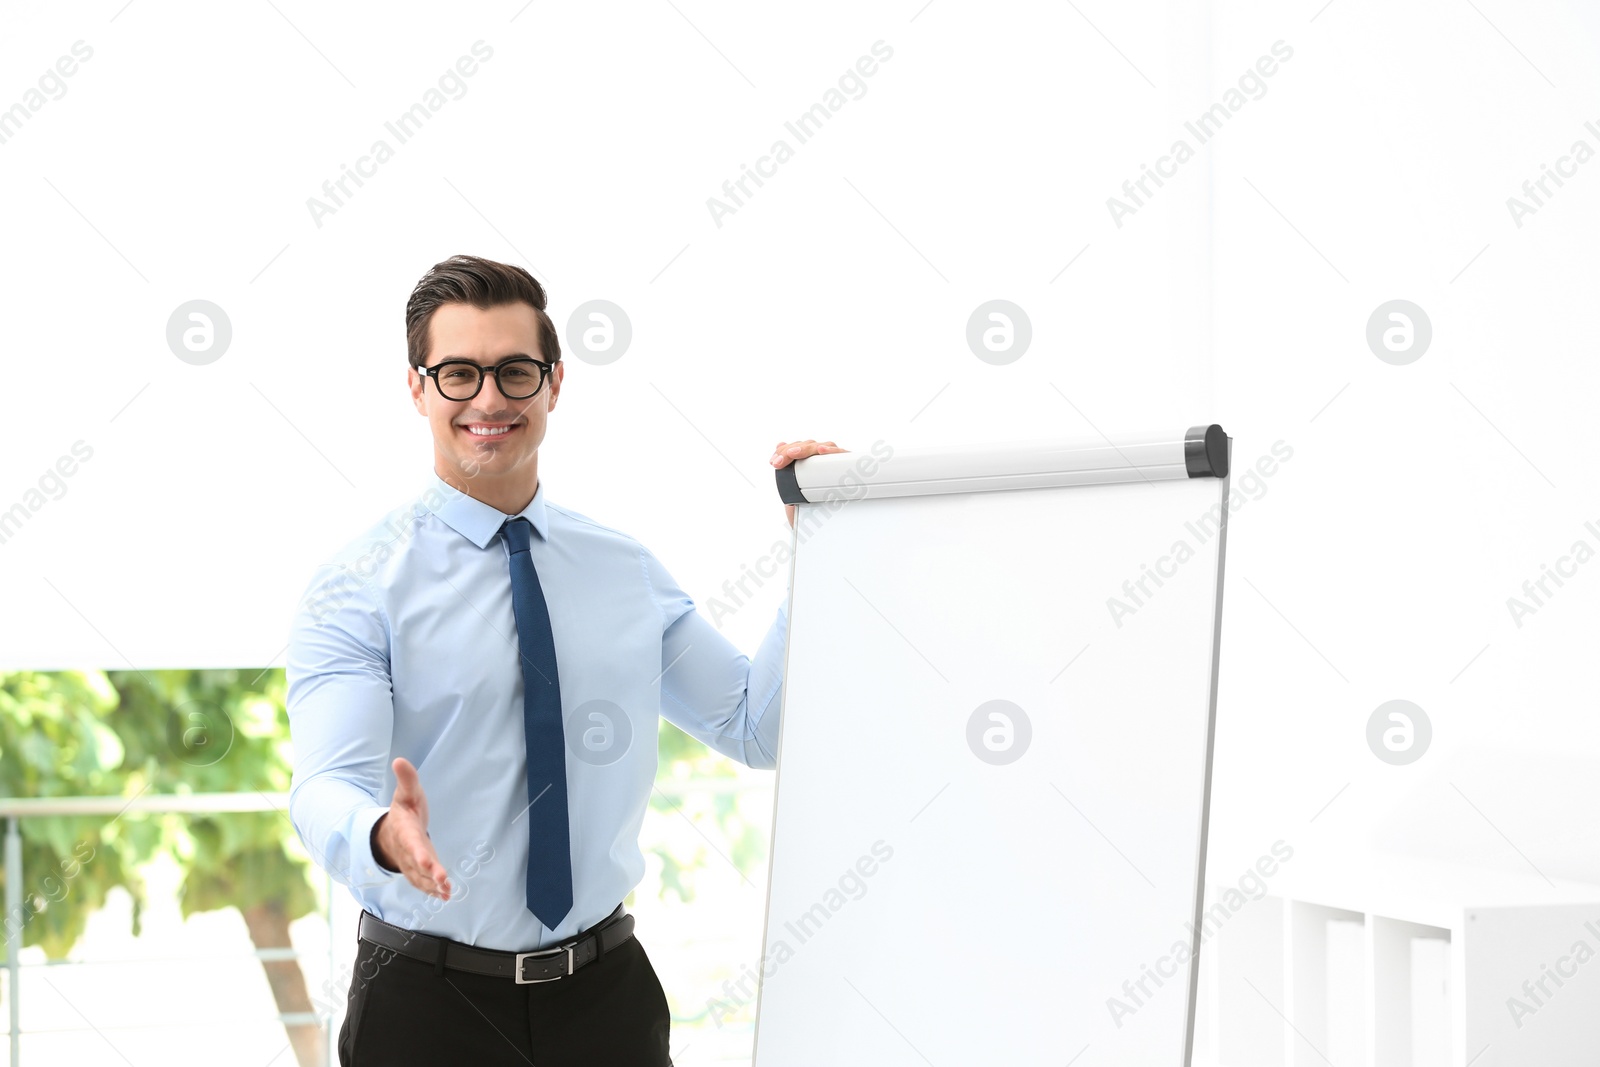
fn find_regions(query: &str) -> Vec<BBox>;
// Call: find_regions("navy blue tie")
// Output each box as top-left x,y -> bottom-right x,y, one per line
502,516 -> 573,929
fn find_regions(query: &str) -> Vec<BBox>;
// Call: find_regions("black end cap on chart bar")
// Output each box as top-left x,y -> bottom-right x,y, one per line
1184,424 -> 1229,478
775,463 -> 806,505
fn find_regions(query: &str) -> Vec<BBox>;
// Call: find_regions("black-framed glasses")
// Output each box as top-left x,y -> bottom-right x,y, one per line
419,357 -> 557,402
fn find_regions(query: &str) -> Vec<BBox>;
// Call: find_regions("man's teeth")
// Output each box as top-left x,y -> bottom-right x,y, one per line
466,425 -> 514,436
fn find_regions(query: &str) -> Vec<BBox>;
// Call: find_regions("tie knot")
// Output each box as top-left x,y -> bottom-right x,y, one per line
502,516 -> 532,554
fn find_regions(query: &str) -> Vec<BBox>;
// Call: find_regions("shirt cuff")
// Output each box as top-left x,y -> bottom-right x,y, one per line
354,805 -> 403,884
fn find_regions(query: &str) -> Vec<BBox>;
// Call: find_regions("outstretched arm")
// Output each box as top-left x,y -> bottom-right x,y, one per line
285,570 -> 449,898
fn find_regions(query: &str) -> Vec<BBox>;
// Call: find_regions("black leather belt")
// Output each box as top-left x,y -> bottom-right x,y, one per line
357,902 -> 635,984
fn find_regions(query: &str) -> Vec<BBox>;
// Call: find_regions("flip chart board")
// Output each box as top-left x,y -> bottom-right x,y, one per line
752,426 -> 1232,1066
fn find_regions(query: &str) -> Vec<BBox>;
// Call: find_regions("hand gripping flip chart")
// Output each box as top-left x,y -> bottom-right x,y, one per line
752,425 -> 1232,1067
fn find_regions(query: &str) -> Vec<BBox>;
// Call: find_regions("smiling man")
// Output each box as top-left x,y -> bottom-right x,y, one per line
285,253 -> 843,1065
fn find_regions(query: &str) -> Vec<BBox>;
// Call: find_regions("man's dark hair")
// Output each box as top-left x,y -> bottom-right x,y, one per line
405,254 -> 561,370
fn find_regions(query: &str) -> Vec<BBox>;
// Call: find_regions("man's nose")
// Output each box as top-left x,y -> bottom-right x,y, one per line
476,369 -> 509,406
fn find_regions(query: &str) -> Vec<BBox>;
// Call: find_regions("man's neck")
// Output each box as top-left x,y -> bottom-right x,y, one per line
437,463 -> 538,516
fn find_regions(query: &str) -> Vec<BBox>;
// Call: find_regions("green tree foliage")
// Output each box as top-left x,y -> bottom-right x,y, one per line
103,668 -> 317,923
0,670 -> 135,958
1,668 -> 327,1064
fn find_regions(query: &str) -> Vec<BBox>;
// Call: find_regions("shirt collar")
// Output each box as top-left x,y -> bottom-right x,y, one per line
422,471 -> 550,549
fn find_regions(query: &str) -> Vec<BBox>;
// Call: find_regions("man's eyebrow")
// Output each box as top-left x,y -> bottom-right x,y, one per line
436,352 -> 539,363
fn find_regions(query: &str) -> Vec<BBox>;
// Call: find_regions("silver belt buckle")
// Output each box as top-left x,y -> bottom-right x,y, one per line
514,943 -> 575,983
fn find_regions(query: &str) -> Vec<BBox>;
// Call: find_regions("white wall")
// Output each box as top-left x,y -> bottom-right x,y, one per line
1207,0 -> 1600,895
1,0 -> 1216,673
1,0 -> 1594,982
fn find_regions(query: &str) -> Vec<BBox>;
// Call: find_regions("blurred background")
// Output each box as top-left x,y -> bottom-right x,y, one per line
1,0 -> 1597,1063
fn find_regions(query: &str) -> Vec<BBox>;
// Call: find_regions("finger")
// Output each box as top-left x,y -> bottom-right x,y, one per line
774,440 -> 815,465
409,844 -> 451,899
401,852 -> 435,896
410,869 -> 447,901
421,840 -> 450,896
411,866 -> 448,900
427,859 -> 452,900
392,758 -> 417,797
394,760 -> 430,823
772,439 -> 846,467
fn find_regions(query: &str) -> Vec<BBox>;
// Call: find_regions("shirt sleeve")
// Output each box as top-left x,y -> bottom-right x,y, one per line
641,542 -> 789,770
285,564 -> 404,888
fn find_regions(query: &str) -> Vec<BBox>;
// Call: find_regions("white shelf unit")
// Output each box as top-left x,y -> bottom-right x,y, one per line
1188,854 -> 1600,1066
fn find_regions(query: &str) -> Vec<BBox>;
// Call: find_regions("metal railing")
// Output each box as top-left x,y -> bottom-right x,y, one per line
0,792 -> 332,1067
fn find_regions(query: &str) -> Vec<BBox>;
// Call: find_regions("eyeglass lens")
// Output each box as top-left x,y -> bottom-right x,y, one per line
435,360 -> 543,400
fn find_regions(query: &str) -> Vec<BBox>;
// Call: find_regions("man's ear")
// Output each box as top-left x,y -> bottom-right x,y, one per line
545,361 -> 564,411
409,367 -> 426,415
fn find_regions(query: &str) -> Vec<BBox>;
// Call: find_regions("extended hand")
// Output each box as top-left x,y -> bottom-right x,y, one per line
375,757 -> 452,901
771,439 -> 848,528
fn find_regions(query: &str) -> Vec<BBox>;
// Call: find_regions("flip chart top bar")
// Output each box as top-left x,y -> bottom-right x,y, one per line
775,423 -> 1229,505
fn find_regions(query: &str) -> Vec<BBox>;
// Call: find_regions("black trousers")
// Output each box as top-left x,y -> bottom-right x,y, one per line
337,921 -> 673,1066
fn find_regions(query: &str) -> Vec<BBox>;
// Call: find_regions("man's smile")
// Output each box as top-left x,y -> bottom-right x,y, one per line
460,421 -> 523,438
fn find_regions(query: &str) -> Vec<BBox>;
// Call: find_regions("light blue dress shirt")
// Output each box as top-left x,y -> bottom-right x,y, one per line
286,471 -> 789,951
